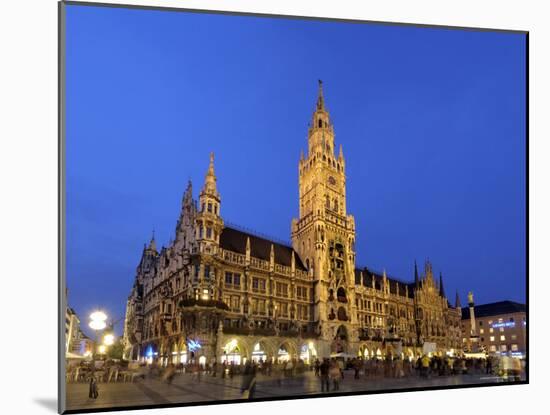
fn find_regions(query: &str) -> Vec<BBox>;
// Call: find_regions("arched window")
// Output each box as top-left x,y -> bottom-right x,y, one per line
337,287 -> 347,302
305,258 -> 310,270
318,119 -> 323,128
337,307 -> 348,321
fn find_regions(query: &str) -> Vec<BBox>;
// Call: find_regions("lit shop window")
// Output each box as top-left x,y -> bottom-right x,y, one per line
500,327 -> 504,332
489,328 -> 494,333
490,336 -> 495,342
500,335 -> 506,341
500,345 -> 507,352
479,329 -> 484,334
490,345 -> 497,352
511,344 -> 519,351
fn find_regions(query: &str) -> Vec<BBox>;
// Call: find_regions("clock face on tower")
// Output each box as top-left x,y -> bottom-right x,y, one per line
328,176 -> 336,186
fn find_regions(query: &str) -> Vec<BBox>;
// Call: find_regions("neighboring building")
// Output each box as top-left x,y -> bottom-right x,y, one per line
461,301 -> 526,356
77,333 -> 95,356
123,82 -> 463,365
65,307 -> 81,354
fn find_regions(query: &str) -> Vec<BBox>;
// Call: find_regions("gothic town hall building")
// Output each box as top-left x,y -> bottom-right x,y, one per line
123,82 -> 462,366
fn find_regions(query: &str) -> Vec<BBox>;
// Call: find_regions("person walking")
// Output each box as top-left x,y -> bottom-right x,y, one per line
240,361 -> 257,399
421,354 -> 430,378
88,372 -> 99,399
329,359 -> 341,391
337,358 -> 344,379
162,363 -> 176,384
353,359 -> 360,379
486,356 -> 493,375
314,358 -> 321,377
319,358 -> 330,392
229,361 -> 235,379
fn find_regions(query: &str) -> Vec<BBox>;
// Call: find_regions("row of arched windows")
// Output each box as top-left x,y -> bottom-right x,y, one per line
301,153 -> 342,175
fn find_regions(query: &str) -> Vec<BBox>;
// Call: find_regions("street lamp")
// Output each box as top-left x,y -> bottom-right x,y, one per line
89,311 -> 107,331
103,333 -> 115,346
89,310 -> 108,360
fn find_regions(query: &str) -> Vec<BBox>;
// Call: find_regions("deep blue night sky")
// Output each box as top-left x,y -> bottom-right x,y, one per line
65,5 -> 526,336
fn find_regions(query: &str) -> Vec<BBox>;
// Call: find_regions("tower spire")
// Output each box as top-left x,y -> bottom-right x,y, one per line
439,272 -> 445,297
414,260 -> 419,288
455,290 -> 461,308
316,79 -> 324,110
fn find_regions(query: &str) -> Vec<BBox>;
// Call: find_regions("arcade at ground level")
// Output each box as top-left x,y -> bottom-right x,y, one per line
134,334 -> 458,367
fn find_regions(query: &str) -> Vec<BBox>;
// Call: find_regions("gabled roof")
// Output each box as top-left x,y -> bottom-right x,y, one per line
461,301 -> 526,319
220,226 -> 306,271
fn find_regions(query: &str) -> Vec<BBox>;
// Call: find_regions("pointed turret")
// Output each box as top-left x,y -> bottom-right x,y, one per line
201,152 -> 218,198
245,236 -> 251,266
424,259 -> 433,281
455,290 -> 461,308
195,153 -> 224,254
183,180 -> 193,206
439,272 -> 446,297
269,244 -> 275,272
414,260 -> 419,288
148,231 -> 157,252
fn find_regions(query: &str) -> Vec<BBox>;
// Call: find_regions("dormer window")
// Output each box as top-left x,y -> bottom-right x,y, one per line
207,202 -> 212,213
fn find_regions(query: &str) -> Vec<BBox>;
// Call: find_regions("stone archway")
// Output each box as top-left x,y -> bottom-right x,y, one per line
277,339 -> 298,362
359,344 -> 370,359
299,341 -> 318,364
220,338 -> 250,365
251,338 -> 276,363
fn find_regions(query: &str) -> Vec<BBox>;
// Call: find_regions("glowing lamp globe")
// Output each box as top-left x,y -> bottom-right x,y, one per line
103,334 -> 115,346
89,320 -> 107,330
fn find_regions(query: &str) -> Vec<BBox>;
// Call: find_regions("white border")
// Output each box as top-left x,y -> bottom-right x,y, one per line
1,1 -> 546,414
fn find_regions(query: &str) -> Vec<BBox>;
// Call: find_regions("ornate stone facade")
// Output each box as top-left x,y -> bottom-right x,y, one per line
122,82 -> 462,365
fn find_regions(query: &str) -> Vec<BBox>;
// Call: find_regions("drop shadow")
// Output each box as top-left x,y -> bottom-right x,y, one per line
34,398 -> 58,413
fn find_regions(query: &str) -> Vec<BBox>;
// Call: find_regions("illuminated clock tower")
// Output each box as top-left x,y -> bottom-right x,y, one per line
292,81 -> 358,357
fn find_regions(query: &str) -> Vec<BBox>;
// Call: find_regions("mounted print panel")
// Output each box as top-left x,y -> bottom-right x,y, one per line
59,1 -> 528,413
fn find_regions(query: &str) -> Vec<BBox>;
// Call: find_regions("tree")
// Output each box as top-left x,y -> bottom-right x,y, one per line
107,339 -> 124,360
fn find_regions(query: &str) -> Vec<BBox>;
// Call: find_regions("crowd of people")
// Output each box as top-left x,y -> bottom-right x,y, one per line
75,352 -> 525,400
311,353 -> 525,391
160,353 -> 524,397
